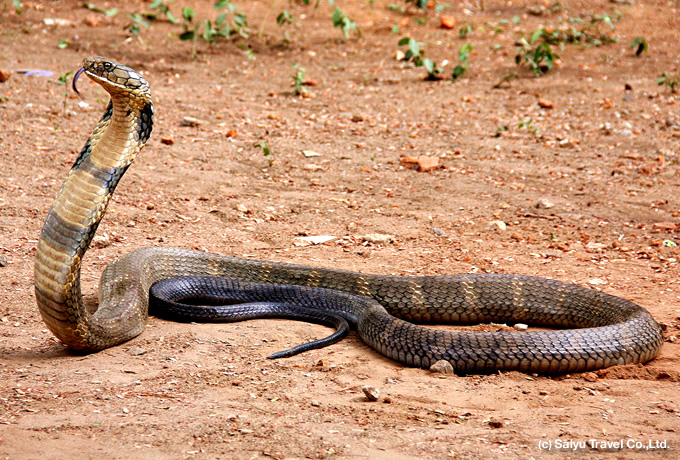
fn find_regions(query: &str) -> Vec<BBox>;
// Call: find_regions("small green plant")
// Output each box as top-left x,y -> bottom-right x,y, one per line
275,9 -> 296,42
408,0 -> 429,8
657,73 -> 679,93
149,0 -> 179,23
459,23 -> 474,38
518,118 -> 539,135
452,43 -> 471,80
179,1 -> 249,57
125,13 -> 150,35
56,71 -> 74,85
332,7 -> 360,39
256,141 -> 274,165
84,3 -> 119,17
276,10 -> 294,26
291,64 -> 308,96
3,0 -> 22,14
630,36 -> 648,56
516,40 -> 557,76
398,37 -> 442,80
57,37 -> 69,49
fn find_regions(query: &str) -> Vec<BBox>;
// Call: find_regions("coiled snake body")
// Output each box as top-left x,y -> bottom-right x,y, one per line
34,57 -> 663,374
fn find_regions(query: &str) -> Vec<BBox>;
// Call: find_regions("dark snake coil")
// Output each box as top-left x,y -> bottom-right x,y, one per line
33,56 -> 664,374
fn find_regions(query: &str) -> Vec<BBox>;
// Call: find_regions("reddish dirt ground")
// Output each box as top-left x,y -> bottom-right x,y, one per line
1,1 -> 679,458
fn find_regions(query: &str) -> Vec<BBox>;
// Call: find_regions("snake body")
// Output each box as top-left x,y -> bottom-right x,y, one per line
34,57 -> 663,374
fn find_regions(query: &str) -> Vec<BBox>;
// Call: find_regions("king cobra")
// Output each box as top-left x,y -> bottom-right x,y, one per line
34,56 -> 663,374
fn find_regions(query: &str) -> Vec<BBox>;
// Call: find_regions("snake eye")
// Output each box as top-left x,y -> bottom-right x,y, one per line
102,62 -> 114,72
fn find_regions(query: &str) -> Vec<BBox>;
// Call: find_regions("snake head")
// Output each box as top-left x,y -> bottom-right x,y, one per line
73,56 -> 152,103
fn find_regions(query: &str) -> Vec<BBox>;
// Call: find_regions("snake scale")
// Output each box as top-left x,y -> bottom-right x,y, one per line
33,56 -> 663,374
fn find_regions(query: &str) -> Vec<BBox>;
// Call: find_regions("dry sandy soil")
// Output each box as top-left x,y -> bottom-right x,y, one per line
1,1 -> 679,458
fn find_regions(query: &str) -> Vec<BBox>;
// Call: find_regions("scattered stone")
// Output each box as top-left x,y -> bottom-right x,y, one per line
236,204 -> 249,213
91,234 -> 111,249
588,278 -> 607,286
487,220 -> 507,231
585,242 -> 607,251
537,98 -> 554,109
487,417 -> 504,428
160,136 -> 174,145
129,347 -> 147,356
653,222 -> 678,232
225,129 -> 238,138
416,156 -> 441,172
362,385 -> 380,401
180,116 -> 203,127
302,150 -> 321,157
383,396 -> 393,404
582,372 -> 598,382
538,390 -> 549,396
440,15 -> 456,30
294,235 -> 337,246
43,18 -> 74,26
535,198 -> 554,209
513,323 -> 528,331
311,400 -> 321,407
362,233 -> 393,244
0,254 -> 8,267
0,68 -> 10,83
527,5 -> 546,15
84,14 -> 102,27
350,114 -> 364,123
430,360 -> 454,374
432,227 -> 445,237
400,155 -> 441,172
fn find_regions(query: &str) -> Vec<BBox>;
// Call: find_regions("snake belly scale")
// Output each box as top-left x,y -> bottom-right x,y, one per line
33,57 -> 663,374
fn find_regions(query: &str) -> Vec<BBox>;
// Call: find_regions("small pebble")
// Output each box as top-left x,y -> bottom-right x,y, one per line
582,372 -> 598,382
362,233 -> 393,244
311,400 -> 321,407
487,220 -> 507,231
535,198 -> 554,209
537,99 -> 554,109
487,418 -> 504,428
129,347 -> 147,356
180,116 -> 203,127
362,385 -> 380,401
513,323 -> 528,331
91,234 -> 111,249
430,360 -> 454,374
0,254 -> 8,267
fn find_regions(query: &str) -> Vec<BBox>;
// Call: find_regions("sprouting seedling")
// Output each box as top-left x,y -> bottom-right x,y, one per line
291,63 -> 308,96
630,36 -> 648,56
256,141 -> 274,165
657,73 -> 679,93
452,43 -> 472,80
